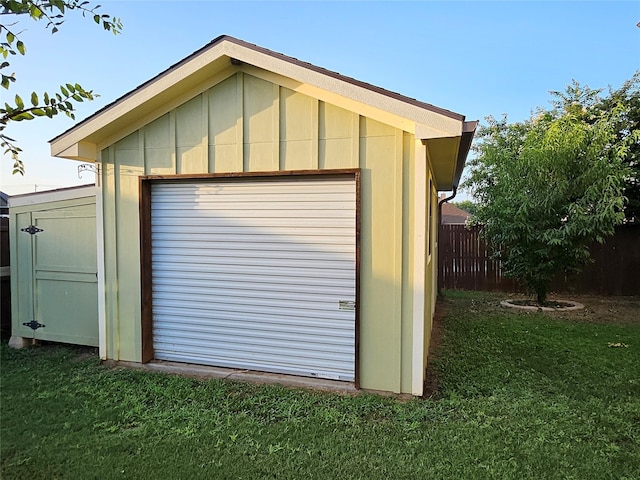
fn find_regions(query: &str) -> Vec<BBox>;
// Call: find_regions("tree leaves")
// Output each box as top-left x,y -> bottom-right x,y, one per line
0,0 -> 122,174
1,73 -> 15,89
29,3 -> 43,19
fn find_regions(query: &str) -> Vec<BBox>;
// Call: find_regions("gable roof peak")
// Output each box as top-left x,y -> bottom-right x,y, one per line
49,35 -> 476,191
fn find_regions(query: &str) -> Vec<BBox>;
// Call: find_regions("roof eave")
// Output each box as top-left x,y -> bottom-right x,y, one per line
420,120 -> 477,191
451,120 -> 479,190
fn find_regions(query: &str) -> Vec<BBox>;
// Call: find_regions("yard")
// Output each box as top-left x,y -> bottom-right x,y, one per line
1,291 -> 639,479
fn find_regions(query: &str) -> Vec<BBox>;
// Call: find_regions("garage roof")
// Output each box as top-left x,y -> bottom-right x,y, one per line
50,35 -> 476,190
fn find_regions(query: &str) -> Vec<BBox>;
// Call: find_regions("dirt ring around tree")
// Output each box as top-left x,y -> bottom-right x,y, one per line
500,299 -> 585,311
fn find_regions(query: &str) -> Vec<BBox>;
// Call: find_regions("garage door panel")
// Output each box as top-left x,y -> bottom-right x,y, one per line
155,318 -> 354,340
154,310 -> 352,328
151,176 -> 357,382
152,271 -> 354,289
153,209 -> 355,221
152,239 -> 354,253
153,247 -> 353,263
155,342 -> 354,362
152,179 -> 354,194
153,283 -> 354,302
155,352 -> 353,380
150,233 -> 353,245
152,283 -> 355,300
151,263 -> 355,280
153,258 -> 352,273
154,289 -> 354,308
153,299 -> 354,322
152,201 -> 355,213
153,186 -> 354,199
155,324 -> 354,348
154,338 -> 354,366
152,227 -> 353,240
153,343 -> 354,367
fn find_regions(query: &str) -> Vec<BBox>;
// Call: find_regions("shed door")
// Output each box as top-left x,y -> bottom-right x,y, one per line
15,205 -> 98,346
150,176 -> 357,381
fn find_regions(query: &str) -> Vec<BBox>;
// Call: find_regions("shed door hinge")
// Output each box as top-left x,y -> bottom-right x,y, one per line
21,225 -> 43,235
23,320 -> 46,330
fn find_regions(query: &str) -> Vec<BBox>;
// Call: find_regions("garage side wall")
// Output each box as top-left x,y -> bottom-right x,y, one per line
100,71 -> 435,394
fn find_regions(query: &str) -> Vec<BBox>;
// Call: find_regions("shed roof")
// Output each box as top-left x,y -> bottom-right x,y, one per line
50,35 -> 476,190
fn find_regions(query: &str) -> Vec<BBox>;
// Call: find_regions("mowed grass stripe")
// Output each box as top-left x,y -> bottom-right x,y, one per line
2,291 -> 638,479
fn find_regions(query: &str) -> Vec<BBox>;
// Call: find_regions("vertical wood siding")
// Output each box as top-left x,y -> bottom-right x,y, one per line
100,71 -> 439,394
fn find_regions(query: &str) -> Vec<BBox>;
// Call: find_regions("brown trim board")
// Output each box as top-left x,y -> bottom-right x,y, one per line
139,178 -> 154,363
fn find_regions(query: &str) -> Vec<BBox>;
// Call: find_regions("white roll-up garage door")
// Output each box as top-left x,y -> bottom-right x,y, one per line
150,175 -> 356,381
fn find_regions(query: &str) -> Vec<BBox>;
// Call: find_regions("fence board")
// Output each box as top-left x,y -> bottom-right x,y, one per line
438,224 -> 640,296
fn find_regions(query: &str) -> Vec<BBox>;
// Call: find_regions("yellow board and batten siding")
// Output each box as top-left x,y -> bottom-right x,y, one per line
100,71 -> 438,394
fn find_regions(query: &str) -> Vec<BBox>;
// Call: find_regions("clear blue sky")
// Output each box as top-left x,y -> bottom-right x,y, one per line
1,0 -> 639,196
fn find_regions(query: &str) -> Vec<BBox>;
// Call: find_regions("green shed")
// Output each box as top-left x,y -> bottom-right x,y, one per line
48,36 -> 476,396
9,186 -> 99,348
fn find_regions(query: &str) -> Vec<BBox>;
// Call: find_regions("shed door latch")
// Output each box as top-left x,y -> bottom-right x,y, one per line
23,320 -> 46,330
21,225 -> 43,235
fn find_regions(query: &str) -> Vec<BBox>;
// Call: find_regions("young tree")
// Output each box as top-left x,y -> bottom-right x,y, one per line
1,0 -> 122,174
465,86 -> 637,305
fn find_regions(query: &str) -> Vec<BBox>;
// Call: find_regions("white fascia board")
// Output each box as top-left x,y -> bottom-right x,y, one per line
54,141 -> 98,162
226,42 -> 463,138
415,123 -> 460,141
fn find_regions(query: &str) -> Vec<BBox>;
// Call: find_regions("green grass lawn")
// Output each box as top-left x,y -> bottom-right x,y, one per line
2,291 -> 639,479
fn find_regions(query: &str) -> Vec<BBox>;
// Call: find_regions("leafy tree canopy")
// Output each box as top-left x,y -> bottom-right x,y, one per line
465,75 -> 639,304
1,0 -> 122,174
549,72 -> 640,224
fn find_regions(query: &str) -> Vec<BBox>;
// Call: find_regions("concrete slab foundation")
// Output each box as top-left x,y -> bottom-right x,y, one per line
106,359 -> 360,395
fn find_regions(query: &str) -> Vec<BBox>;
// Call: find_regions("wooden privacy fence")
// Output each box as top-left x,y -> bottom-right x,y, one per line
438,224 -> 640,296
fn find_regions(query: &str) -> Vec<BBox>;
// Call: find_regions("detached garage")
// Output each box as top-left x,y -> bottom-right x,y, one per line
50,36 -> 476,396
